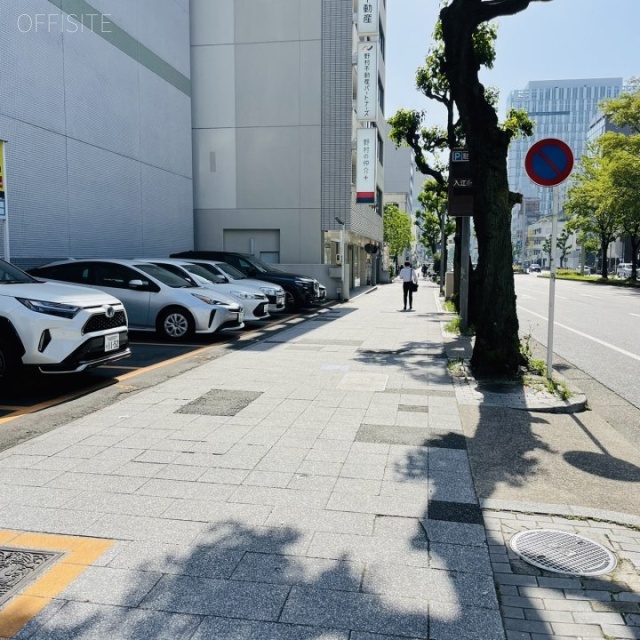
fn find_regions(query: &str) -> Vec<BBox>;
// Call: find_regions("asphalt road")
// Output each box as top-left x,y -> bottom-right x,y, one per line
515,274 -> 640,409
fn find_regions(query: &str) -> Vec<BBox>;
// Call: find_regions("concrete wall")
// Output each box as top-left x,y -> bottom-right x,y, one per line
191,0 -> 323,264
0,0 -> 193,266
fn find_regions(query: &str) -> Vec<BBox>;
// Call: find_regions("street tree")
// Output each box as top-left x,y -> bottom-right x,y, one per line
383,203 -> 413,270
565,145 -> 621,279
556,228 -> 572,268
416,180 -> 455,260
598,86 -> 640,279
600,78 -> 640,134
542,228 -> 571,269
388,5 -> 533,375
438,0 -> 544,376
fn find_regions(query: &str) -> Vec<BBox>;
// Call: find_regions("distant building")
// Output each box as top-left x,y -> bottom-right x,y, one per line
190,0 -> 386,295
382,123 -> 419,263
507,78 -> 624,218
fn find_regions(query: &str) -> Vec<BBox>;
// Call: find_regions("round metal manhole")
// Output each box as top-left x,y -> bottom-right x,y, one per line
510,529 -> 617,576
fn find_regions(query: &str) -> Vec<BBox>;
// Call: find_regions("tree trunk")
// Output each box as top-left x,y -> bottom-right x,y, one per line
631,235 -> 639,281
441,2 -> 521,376
600,238 -> 609,279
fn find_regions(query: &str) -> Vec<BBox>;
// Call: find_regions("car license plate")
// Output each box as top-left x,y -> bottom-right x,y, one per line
276,295 -> 284,305
239,311 -> 244,323
105,333 -> 119,352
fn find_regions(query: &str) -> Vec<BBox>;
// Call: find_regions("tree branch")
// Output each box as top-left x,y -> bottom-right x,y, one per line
478,0 -> 551,24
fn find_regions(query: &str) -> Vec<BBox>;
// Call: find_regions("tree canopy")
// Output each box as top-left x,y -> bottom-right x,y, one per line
383,203 -> 413,263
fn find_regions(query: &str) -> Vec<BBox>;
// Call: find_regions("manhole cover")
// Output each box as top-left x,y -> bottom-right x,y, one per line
510,529 -> 617,576
1,547 -> 64,608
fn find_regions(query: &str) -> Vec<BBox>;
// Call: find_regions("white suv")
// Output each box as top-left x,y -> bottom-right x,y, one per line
0,259 -> 130,381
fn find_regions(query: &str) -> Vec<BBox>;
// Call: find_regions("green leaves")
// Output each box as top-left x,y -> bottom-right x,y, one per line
383,203 -> 413,260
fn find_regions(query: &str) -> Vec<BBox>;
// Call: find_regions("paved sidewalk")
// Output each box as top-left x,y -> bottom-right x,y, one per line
0,281 -> 638,639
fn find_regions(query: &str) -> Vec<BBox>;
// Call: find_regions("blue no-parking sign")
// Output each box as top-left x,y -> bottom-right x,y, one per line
525,138 -> 574,187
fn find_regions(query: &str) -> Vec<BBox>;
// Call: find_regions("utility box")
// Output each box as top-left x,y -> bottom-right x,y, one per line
329,267 -> 342,279
445,271 -> 454,299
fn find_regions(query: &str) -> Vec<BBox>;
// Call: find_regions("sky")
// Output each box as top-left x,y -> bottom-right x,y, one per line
385,0 -> 640,125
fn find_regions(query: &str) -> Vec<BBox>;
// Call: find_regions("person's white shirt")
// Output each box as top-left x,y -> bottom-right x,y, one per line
399,266 -> 418,284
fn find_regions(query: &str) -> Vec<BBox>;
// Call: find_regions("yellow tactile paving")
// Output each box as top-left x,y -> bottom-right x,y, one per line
0,530 -> 114,639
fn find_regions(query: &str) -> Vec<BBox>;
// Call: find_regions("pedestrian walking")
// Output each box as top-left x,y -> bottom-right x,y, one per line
399,261 -> 418,310
421,263 -> 428,279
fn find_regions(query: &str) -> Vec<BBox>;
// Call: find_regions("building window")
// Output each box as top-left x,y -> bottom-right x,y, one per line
378,78 -> 385,112
376,187 -> 383,216
377,131 -> 384,165
379,22 -> 385,60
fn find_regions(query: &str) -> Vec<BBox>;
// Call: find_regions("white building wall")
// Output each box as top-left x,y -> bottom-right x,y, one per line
191,0 -> 323,264
0,0 -> 193,267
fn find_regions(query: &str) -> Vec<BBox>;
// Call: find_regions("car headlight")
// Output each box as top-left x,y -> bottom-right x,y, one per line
294,279 -> 313,289
230,290 -> 253,300
260,286 -> 278,296
191,292 -> 225,306
17,298 -> 80,319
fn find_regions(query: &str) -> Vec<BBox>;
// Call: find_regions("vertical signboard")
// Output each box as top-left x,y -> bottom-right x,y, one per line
0,140 -> 9,260
0,141 -> 5,219
357,0 -> 378,35
357,43 -> 378,122
448,148 -> 473,216
356,128 -> 377,203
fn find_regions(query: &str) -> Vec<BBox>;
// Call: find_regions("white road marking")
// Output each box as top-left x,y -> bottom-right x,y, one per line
519,306 -> 640,363
630,313 -> 640,319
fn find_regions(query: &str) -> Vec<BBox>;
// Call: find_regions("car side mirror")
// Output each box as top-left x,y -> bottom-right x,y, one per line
129,279 -> 146,289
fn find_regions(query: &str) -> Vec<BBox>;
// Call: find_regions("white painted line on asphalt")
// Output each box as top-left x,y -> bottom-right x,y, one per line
630,313 -> 640,318
519,306 -> 640,363
519,294 -> 535,299
580,294 -> 602,299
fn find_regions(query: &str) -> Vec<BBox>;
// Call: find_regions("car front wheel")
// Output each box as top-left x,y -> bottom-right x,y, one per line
157,307 -> 195,341
284,291 -> 298,312
0,337 -> 23,384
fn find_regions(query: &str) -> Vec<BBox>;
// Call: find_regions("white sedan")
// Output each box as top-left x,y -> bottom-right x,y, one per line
143,259 -> 271,321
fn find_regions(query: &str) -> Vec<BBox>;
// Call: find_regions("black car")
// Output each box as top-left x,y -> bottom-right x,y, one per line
171,251 -> 325,310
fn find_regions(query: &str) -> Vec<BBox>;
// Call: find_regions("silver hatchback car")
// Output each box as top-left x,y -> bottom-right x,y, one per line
28,259 -> 244,340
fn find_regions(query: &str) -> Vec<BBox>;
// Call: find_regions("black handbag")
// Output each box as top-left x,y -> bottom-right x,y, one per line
411,281 -> 419,292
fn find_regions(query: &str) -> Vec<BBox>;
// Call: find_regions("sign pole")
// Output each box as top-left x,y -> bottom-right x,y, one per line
523,138 -> 574,382
546,185 -> 559,380
460,216 -> 470,331
0,141 -> 9,262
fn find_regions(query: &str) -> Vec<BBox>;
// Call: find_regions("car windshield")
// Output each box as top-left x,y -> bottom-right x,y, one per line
0,259 -> 37,284
216,262 -> 247,280
244,256 -> 275,273
182,263 -> 227,284
135,263 -> 196,288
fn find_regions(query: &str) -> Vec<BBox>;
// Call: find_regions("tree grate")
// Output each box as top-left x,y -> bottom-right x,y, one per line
1,547 -> 64,608
510,529 -> 617,576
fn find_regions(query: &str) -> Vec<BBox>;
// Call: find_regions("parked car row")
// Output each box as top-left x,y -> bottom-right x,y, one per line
0,254 -> 326,383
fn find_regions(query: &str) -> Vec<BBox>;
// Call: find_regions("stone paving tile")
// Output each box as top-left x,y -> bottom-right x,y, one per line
82,513 -> 207,545
191,618 -> 350,640
230,552 -> 363,591
139,574 -> 290,620
264,505 -> 375,535
13,601 -> 202,640
430,601 -> 506,639
106,540 -> 245,579
57,566 -> 163,607
279,586 -> 429,638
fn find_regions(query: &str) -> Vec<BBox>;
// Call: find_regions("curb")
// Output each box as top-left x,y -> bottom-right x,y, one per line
480,499 -> 640,528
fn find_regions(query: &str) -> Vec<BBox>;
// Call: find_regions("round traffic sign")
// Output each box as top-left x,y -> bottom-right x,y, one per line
524,138 -> 574,187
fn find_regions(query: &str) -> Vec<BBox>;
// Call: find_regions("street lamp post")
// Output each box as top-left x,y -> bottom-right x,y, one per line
335,217 -> 346,301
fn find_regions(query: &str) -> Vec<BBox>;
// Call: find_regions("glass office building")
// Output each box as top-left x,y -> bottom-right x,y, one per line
507,78 -> 624,218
